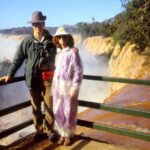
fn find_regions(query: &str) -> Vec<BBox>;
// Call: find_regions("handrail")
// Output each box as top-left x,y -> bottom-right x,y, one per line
0,75 -> 150,144
1,99 -> 149,119
0,76 -> 25,86
1,75 -> 150,86
77,119 -> 150,142
0,99 -> 149,142
78,100 -> 150,118
0,101 -> 31,117
0,119 -> 33,139
83,75 -> 150,86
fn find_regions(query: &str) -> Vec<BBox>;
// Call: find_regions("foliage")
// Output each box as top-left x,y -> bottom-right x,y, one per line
116,0 -> 150,50
76,19 -> 116,40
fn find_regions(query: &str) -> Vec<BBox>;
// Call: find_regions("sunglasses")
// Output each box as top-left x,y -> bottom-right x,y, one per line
57,36 -> 67,39
32,23 -> 43,27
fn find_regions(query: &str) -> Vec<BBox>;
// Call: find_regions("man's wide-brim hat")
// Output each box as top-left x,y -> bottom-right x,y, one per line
54,27 -> 70,36
27,11 -> 46,24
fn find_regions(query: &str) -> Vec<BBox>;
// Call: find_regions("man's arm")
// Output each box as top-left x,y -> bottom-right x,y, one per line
7,40 -> 26,78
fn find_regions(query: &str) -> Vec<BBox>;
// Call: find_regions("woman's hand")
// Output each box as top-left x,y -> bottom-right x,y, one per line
70,87 -> 78,99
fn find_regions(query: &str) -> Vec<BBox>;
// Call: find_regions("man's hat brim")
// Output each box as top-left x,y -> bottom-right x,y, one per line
27,19 -> 46,24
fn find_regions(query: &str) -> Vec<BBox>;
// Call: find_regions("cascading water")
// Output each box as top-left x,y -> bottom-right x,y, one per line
78,47 -> 109,112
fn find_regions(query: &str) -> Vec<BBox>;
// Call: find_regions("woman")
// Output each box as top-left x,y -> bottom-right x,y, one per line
52,27 -> 83,146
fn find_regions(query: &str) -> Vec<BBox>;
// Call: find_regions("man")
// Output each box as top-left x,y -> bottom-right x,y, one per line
0,11 -> 56,141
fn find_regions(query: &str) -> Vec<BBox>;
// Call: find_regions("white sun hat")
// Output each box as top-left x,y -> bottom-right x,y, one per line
54,27 -> 70,36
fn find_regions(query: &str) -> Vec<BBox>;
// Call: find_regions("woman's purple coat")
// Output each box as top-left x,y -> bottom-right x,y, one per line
52,47 -> 83,137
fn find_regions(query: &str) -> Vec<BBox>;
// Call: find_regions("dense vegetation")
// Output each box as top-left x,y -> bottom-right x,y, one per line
115,0 -> 150,50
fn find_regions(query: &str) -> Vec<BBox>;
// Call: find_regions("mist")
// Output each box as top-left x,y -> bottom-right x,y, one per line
0,35 -> 20,61
0,35 -> 109,110
0,35 -> 30,109
78,48 -> 109,112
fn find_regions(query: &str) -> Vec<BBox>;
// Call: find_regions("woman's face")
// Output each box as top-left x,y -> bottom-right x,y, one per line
57,35 -> 68,48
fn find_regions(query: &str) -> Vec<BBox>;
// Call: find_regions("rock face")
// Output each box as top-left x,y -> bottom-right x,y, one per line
73,34 -> 82,46
109,43 -> 150,93
82,36 -> 150,93
82,36 -> 113,56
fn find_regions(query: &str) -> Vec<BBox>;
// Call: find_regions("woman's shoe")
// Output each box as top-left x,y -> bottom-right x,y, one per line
58,137 -> 64,145
64,137 -> 71,146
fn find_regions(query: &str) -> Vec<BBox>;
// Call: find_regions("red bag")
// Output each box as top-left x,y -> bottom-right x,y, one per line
42,70 -> 54,80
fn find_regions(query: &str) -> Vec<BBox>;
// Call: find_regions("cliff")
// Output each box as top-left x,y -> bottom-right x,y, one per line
82,36 -> 113,56
109,43 -> 150,92
82,36 -> 150,93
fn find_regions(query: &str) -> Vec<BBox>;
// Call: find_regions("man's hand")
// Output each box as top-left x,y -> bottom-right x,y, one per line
0,76 -> 12,83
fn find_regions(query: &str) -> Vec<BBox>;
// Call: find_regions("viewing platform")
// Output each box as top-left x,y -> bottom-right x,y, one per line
0,75 -> 150,150
4,128 -> 134,150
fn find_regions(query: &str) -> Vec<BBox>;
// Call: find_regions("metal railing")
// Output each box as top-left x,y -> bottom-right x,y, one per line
0,75 -> 150,145
1,75 -> 150,86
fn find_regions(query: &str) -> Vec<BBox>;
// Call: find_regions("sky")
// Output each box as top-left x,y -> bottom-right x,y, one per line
0,0 -> 124,29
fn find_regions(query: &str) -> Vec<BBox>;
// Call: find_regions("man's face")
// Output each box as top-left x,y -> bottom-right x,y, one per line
32,22 -> 45,35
